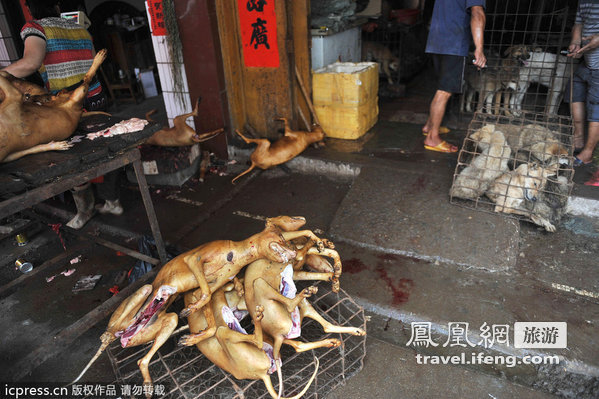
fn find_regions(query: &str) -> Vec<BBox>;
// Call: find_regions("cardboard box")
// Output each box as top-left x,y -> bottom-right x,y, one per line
312,62 -> 379,139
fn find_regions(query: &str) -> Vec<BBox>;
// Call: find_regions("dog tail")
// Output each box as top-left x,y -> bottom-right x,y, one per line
145,109 -> 158,122
67,332 -> 115,386
262,356 -> 319,399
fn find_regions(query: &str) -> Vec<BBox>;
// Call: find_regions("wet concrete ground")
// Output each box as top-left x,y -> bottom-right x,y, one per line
1,68 -> 599,398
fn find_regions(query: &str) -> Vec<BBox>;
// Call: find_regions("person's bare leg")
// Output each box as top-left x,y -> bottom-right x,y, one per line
577,121 -> 599,164
571,102 -> 585,150
424,90 -> 456,150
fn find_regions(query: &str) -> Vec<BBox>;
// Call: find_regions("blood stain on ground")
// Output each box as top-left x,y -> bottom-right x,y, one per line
343,257 -> 368,274
375,265 -> 414,305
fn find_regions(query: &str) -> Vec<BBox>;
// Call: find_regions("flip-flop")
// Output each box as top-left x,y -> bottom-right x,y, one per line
424,140 -> 458,153
422,126 -> 451,136
574,156 -> 591,167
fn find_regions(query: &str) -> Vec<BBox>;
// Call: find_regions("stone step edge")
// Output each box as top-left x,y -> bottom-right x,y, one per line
229,146 -> 599,219
356,298 -> 599,398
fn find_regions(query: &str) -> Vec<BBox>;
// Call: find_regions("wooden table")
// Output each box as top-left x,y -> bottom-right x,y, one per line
0,122 -> 170,380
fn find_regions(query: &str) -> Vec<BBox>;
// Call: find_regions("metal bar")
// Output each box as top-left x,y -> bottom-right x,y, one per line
9,266 -> 159,382
88,235 -> 160,266
0,150 -> 140,220
21,208 -> 160,267
131,156 -> 168,264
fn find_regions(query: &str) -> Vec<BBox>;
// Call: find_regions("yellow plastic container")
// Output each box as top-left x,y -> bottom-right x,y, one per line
312,62 -> 379,140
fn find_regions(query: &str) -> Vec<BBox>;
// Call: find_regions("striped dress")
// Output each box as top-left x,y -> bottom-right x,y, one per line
21,17 -> 101,97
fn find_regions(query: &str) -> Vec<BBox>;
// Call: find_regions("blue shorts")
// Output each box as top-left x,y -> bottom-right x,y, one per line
564,63 -> 599,122
430,54 -> 466,94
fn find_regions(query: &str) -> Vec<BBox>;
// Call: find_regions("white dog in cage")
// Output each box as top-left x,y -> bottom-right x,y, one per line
508,48 -> 572,116
450,124 -> 511,200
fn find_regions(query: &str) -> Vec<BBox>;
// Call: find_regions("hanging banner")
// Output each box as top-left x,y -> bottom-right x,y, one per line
237,0 -> 279,68
147,0 -> 166,36
19,0 -> 33,21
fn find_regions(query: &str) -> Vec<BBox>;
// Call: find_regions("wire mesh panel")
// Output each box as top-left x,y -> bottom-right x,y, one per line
107,282 -> 366,398
461,0 -> 579,118
360,3 -> 428,98
450,111 -> 574,232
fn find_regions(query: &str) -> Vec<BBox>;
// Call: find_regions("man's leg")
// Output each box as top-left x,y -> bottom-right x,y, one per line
577,121 -> 599,164
578,68 -> 599,164
424,89 -> 456,150
570,102 -> 586,150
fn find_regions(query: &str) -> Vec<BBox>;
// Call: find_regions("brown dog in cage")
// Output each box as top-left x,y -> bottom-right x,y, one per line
463,65 -> 503,114
486,162 -> 561,231
451,124 -> 511,200
184,283 -> 319,399
361,40 -> 400,85
499,45 -> 531,116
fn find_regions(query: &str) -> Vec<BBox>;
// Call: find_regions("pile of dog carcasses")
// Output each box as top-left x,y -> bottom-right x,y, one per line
71,215 -> 366,398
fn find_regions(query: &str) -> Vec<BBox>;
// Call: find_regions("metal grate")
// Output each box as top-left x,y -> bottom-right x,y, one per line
107,281 -> 366,398
450,111 -> 574,231
360,3 -> 428,97
461,0 -> 578,118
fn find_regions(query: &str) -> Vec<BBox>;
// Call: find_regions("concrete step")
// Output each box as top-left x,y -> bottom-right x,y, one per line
331,240 -> 599,398
327,337 -> 556,399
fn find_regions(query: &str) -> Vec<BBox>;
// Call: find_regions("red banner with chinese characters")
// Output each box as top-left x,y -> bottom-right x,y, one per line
19,0 -> 33,21
147,0 -> 166,36
237,0 -> 279,68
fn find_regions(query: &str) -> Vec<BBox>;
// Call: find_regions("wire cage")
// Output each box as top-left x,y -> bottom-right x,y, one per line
460,0 -> 579,118
360,1 -> 428,97
450,111 -> 575,231
107,281 -> 367,399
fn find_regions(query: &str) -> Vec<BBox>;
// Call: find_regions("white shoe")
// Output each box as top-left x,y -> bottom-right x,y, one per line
96,199 -> 124,216
67,183 -> 95,229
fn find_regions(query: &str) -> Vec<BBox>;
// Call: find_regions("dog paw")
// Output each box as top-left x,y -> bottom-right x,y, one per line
177,334 -> 195,346
323,239 -> 335,249
179,307 -> 192,318
300,286 -> 318,298
255,305 -> 264,320
331,279 -> 340,293
544,223 -> 556,233
48,140 -> 73,151
334,261 -> 342,276
326,338 -> 342,348
353,328 -> 367,336
316,240 -> 325,252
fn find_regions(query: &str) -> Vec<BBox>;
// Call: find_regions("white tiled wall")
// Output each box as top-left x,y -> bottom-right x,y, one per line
0,2 -> 19,68
145,1 -> 194,129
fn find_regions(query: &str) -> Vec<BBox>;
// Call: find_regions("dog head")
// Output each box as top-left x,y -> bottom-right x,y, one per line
471,124 -> 497,143
470,124 -> 506,151
504,45 -> 531,66
517,163 -> 556,202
